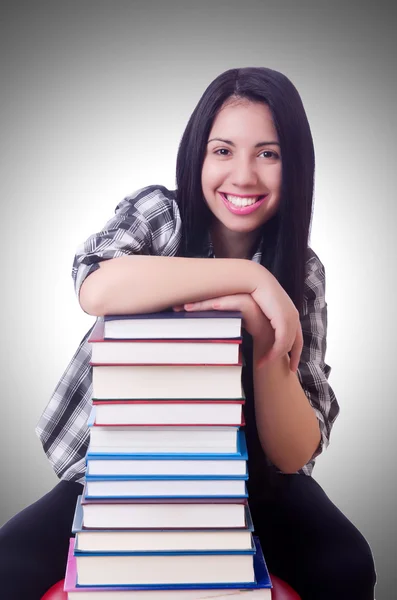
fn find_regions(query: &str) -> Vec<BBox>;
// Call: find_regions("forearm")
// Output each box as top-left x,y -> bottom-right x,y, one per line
79,255 -> 264,316
252,343 -> 321,473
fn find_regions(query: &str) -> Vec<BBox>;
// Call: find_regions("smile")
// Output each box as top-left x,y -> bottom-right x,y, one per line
219,192 -> 268,215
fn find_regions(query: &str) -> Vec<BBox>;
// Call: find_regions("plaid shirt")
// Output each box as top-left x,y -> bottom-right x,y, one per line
35,185 -> 339,483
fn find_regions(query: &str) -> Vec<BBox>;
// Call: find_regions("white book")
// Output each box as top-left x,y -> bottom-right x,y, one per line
89,320 -> 241,365
65,536 -> 272,599
73,495 -> 254,553
74,529 -> 254,553
75,553 -> 255,586
92,364 -> 243,399
92,401 -> 243,426
85,478 -> 247,499
68,590 -> 271,600
86,457 -> 247,477
87,424 -> 239,454
81,498 -> 247,529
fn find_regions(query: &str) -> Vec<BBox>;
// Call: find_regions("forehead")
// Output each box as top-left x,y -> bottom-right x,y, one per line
209,99 -> 277,139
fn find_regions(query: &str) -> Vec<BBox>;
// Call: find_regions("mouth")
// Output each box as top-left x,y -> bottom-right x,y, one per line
219,192 -> 269,215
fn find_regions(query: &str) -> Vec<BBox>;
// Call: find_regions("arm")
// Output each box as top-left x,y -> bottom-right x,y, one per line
177,250 -> 339,474
252,350 -> 321,473
74,186 -> 301,368
253,250 -> 339,473
79,254 -> 262,316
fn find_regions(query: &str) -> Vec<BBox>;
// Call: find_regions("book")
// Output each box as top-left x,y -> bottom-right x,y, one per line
64,537 -> 272,598
72,495 -> 254,553
84,478 -> 248,500
91,400 -> 245,426
86,454 -> 247,479
103,311 -> 243,340
86,417 -> 241,455
85,431 -> 247,477
80,494 -> 248,529
92,364 -> 243,399
86,458 -> 247,477
74,548 -> 256,586
89,320 -> 242,365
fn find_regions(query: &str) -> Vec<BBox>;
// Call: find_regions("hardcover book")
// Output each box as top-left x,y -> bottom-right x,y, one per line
103,311 -> 243,340
92,363 -> 243,400
80,494 -> 248,529
89,319 -> 242,365
64,537 -> 272,598
84,478 -> 248,500
91,400 -> 245,427
72,495 -> 254,553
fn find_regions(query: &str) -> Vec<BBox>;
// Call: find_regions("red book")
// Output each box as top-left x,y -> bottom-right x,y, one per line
92,361 -> 243,400
91,400 -> 245,426
89,320 -> 242,366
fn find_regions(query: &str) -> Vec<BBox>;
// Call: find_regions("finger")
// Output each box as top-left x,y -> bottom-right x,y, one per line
289,325 -> 304,373
184,299 -> 221,311
256,318 -> 293,368
185,295 -> 242,312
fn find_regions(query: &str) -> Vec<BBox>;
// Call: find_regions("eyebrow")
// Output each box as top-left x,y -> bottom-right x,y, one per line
207,137 -> 280,147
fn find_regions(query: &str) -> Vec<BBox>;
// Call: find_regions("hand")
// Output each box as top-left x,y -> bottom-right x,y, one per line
173,293 -> 275,361
251,271 -> 303,372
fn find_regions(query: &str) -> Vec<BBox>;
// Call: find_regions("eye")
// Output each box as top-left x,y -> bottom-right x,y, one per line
259,150 -> 280,159
214,148 -> 231,156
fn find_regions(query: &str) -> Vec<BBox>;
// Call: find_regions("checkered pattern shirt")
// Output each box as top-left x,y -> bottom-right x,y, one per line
35,185 -> 339,483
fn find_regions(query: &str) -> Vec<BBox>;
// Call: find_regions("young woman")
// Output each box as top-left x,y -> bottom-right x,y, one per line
0,67 -> 376,599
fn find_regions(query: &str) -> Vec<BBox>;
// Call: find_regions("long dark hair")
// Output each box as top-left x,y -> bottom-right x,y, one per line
175,67 -> 315,315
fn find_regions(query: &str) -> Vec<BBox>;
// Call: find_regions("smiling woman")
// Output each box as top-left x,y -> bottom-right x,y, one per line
201,101 -> 282,258
0,66 -> 377,599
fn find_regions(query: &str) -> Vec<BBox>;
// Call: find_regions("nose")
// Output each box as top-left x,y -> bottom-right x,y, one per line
230,156 -> 258,188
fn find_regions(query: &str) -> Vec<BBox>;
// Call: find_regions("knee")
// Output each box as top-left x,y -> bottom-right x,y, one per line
318,529 -> 377,594
0,520 -> 22,587
343,538 -> 376,589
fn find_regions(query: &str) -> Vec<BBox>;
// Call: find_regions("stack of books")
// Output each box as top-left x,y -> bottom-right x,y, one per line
63,310 -> 272,599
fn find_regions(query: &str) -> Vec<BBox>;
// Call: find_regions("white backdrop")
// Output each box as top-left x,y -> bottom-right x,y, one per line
1,1 -> 396,598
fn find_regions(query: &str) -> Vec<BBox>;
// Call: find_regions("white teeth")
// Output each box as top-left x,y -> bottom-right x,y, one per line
225,194 -> 260,207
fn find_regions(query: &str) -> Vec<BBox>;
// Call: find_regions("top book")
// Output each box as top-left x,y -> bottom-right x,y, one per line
103,311 -> 243,340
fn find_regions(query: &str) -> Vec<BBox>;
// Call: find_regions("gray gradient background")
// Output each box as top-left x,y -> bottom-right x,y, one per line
1,1 -> 396,597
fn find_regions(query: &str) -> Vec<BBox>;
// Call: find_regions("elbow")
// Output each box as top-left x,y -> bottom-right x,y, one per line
275,459 -> 306,475
272,434 -> 322,474
79,270 -> 108,316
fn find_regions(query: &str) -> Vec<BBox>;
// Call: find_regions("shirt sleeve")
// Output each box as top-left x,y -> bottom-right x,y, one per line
297,248 -> 340,462
71,185 -> 182,300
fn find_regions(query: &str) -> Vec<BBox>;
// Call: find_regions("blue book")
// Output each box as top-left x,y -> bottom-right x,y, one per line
85,424 -> 247,460
70,540 -> 270,589
85,432 -> 248,479
103,310 -> 243,340
65,536 -> 272,595
83,479 -> 248,500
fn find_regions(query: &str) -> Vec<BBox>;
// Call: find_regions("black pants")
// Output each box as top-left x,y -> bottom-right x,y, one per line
0,476 -> 376,600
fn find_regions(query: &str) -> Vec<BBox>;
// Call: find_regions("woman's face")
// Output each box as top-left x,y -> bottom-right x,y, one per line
201,99 -> 282,240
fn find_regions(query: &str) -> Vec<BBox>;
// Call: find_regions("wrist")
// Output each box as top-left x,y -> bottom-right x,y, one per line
241,259 -> 268,294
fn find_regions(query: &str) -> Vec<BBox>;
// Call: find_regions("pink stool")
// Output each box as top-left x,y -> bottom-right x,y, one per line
41,575 -> 301,599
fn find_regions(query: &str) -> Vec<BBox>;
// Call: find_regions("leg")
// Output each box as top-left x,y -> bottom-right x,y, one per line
0,480 -> 83,600
251,474 -> 377,600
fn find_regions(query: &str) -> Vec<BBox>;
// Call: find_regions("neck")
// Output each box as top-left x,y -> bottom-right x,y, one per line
210,222 -> 259,260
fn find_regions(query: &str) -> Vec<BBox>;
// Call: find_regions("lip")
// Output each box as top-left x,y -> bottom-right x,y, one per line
219,192 -> 269,215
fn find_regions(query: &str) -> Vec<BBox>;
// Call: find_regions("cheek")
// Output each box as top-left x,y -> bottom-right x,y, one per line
266,165 -> 282,193
202,160 -> 224,190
